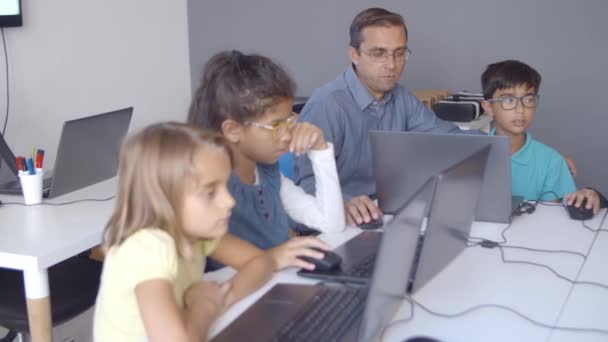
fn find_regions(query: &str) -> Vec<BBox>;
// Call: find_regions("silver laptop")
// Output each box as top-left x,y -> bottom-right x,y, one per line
0,107 -> 133,198
370,130 -> 511,223
212,146 -> 490,342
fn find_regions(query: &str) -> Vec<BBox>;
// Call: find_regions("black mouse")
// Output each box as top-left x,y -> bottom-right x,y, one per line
403,336 -> 441,342
299,247 -> 342,272
566,199 -> 594,220
358,217 -> 383,230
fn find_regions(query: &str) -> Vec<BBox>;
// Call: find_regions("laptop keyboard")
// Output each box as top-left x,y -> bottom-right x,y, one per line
273,286 -> 367,342
345,254 -> 376,278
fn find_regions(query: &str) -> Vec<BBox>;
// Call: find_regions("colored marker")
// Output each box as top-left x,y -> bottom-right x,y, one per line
20,157 -> 28,173
36,149 -> 45,169
16,157 -> 22,171
26,158 -> 35,175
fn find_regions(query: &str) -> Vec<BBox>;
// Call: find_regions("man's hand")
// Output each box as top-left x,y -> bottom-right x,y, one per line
344,195 -> 383,225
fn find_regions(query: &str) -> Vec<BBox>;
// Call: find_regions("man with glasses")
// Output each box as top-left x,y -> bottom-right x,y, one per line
294,7 -> 469,225
481,60 -> 585,203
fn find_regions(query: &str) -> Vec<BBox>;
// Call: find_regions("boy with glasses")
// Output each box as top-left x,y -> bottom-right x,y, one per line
481,60 -> 580,202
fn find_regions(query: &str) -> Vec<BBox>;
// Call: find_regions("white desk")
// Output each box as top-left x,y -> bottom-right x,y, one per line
0,178 -> 116,342
208,205 -> 608,342
548,211 -> 608,342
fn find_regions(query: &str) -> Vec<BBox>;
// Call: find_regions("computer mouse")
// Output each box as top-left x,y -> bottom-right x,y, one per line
566,199 -> 594,220
402,336 -> 441,342
358,217 -> 383,230
299,248 -> 342,272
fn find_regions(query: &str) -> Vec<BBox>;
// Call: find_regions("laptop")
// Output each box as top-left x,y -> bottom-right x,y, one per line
370,130 -> 512,223
211,146 -> 490,342
0,107 -> 133,198
297,144 -> 491,285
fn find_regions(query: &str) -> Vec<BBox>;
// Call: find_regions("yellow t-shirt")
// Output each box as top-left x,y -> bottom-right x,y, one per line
93,228 -> 219,342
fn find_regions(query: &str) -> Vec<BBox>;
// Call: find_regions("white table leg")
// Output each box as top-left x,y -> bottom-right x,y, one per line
23,268 -> 51,342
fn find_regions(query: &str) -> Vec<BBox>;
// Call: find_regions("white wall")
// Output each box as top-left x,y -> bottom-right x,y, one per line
0,0 -> 192,169
188,0 -> 608,194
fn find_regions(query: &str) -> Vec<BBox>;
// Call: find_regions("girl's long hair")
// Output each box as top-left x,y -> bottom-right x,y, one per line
102,122 -> 233,258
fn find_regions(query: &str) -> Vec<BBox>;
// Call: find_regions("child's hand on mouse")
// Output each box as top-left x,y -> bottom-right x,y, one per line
184,280 -> 232,317
267,236 -> 329,271
564,188 -> 600,214
289,122 -> 328,156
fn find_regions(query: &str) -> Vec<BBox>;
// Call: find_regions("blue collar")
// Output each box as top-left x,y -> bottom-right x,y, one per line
345,65 -> 394,111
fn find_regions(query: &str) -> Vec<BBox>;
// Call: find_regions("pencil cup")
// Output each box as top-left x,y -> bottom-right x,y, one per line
18,171 -> 43,205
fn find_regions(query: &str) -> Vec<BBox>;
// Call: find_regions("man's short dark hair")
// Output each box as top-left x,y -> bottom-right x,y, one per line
349,8 -> 408,50
481,60 -> 542,99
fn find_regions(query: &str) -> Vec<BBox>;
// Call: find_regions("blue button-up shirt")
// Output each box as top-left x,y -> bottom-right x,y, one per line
294,65 -> 467,200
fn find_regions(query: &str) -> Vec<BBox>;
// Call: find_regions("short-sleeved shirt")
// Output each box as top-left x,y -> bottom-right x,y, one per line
491,129 -> 576,201
93,229 -> 219,342
294,65 -> 467,200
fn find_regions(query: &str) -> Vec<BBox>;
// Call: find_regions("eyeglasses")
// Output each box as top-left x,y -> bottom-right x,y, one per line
359,47 -> 411,64
486,94 -> 540,110
245,112 -> 298,139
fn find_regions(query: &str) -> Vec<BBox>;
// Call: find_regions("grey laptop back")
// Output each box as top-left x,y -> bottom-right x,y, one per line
356,177 -> 436,341
211,174 -> 438,342
370,131 -> 511,223
0,107 -> 132,198
0,132 -> 18,183
410,145 -> 490,293
48,107 -> 132,198
358,145 -> 490,341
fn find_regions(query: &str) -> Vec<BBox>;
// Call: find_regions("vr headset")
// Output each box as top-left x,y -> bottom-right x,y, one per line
432,91 -> 485,122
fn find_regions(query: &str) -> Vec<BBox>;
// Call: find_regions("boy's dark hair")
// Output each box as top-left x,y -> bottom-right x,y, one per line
481,60 -> 542,99
349,8 -> 408,50
188,50 -> 296,131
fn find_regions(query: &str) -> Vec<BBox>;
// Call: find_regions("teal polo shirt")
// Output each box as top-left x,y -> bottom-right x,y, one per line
491,129 -> 576,201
